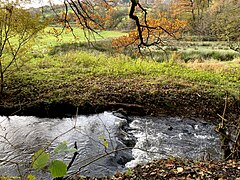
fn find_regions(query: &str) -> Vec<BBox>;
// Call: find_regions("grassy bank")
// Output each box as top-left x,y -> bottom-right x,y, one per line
1,48 -> 239,121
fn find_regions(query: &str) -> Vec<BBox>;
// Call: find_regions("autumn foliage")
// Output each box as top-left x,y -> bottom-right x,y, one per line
112,12 -> 188,50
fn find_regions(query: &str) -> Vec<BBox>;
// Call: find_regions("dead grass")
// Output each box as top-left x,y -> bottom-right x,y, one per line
185,58 -> 240,74
232,57 -> 240,64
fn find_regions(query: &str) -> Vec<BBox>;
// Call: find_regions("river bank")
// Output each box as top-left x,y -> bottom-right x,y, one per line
65,158 -> 240,179
113,158 -> 240,179
1,75 -> 239,123
0,51 -> 239,121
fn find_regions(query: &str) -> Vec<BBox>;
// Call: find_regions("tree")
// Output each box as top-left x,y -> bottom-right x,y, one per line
169,0 -> 212,33
111,11 -> 187,52
49,0 -> 186,52
109,0 -> 187,54
0,2 -> 46,95
206,0 -> 240,51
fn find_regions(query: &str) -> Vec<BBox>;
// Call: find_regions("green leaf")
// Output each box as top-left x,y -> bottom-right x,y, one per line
27,174 -> 36,180
54,141 -> 77,154
54,141 -> 68,154
103,139 -> 108,148
98,135 -> 108,148
49,160 -> 67,178
32,149 -> 50,170
67,148 -> 78,153
98,135 -> 104,139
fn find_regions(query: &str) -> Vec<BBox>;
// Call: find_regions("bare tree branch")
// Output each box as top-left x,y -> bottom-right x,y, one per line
129,0 -> 176,52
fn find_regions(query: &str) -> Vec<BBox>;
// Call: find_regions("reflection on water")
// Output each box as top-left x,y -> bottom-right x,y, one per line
0,112 -> 221,178
0,112 -> 132,179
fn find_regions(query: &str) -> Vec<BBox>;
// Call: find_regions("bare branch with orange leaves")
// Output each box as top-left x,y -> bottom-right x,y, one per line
52,0 -> 188,53
112,9 -> 188,53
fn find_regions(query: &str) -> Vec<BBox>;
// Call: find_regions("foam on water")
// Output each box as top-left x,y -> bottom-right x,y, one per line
126,116 -> 220,168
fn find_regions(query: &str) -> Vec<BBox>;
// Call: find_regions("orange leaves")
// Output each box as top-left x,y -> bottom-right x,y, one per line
145,14 -> 187,39
112,12 -> 188,50
74,5 -> 117,30
170,0 -> 193,17
112,30 -> 139,49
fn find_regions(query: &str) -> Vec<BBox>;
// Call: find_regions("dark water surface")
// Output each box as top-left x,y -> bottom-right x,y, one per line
0,112 -> 220,179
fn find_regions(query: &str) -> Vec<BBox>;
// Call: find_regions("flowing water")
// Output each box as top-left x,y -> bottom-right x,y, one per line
126,116 -> 221,168
0,112 -> 220,179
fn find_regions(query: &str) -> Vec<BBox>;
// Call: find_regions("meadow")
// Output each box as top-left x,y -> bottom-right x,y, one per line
1,27 -> 239,119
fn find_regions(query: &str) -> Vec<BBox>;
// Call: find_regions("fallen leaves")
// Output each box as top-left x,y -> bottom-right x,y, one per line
112,158 -> 240,180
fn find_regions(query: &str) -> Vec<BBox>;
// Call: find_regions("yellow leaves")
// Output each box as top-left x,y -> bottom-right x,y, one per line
98,135 -> 108,148
27,174 -> 36,180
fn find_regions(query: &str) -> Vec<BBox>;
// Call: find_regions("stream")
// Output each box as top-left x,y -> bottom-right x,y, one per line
0,112 -> 220,179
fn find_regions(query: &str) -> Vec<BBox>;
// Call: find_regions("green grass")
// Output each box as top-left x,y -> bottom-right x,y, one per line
4,29 -> 240,96
32,27 -> 126,53
1,30 -> 239,118
6,50 -> 240,97
160,40 -> 240,62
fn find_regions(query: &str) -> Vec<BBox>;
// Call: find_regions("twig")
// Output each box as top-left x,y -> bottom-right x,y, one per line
67,142 -> 79,171
129,0 -> 176,53
96,112 -> 114,151
0,133 -> 15,147
31,127 -> 75,167
222,92 -> 228,120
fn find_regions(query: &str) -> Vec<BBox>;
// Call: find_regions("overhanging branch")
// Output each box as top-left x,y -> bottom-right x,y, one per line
129,0 -> 176,50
